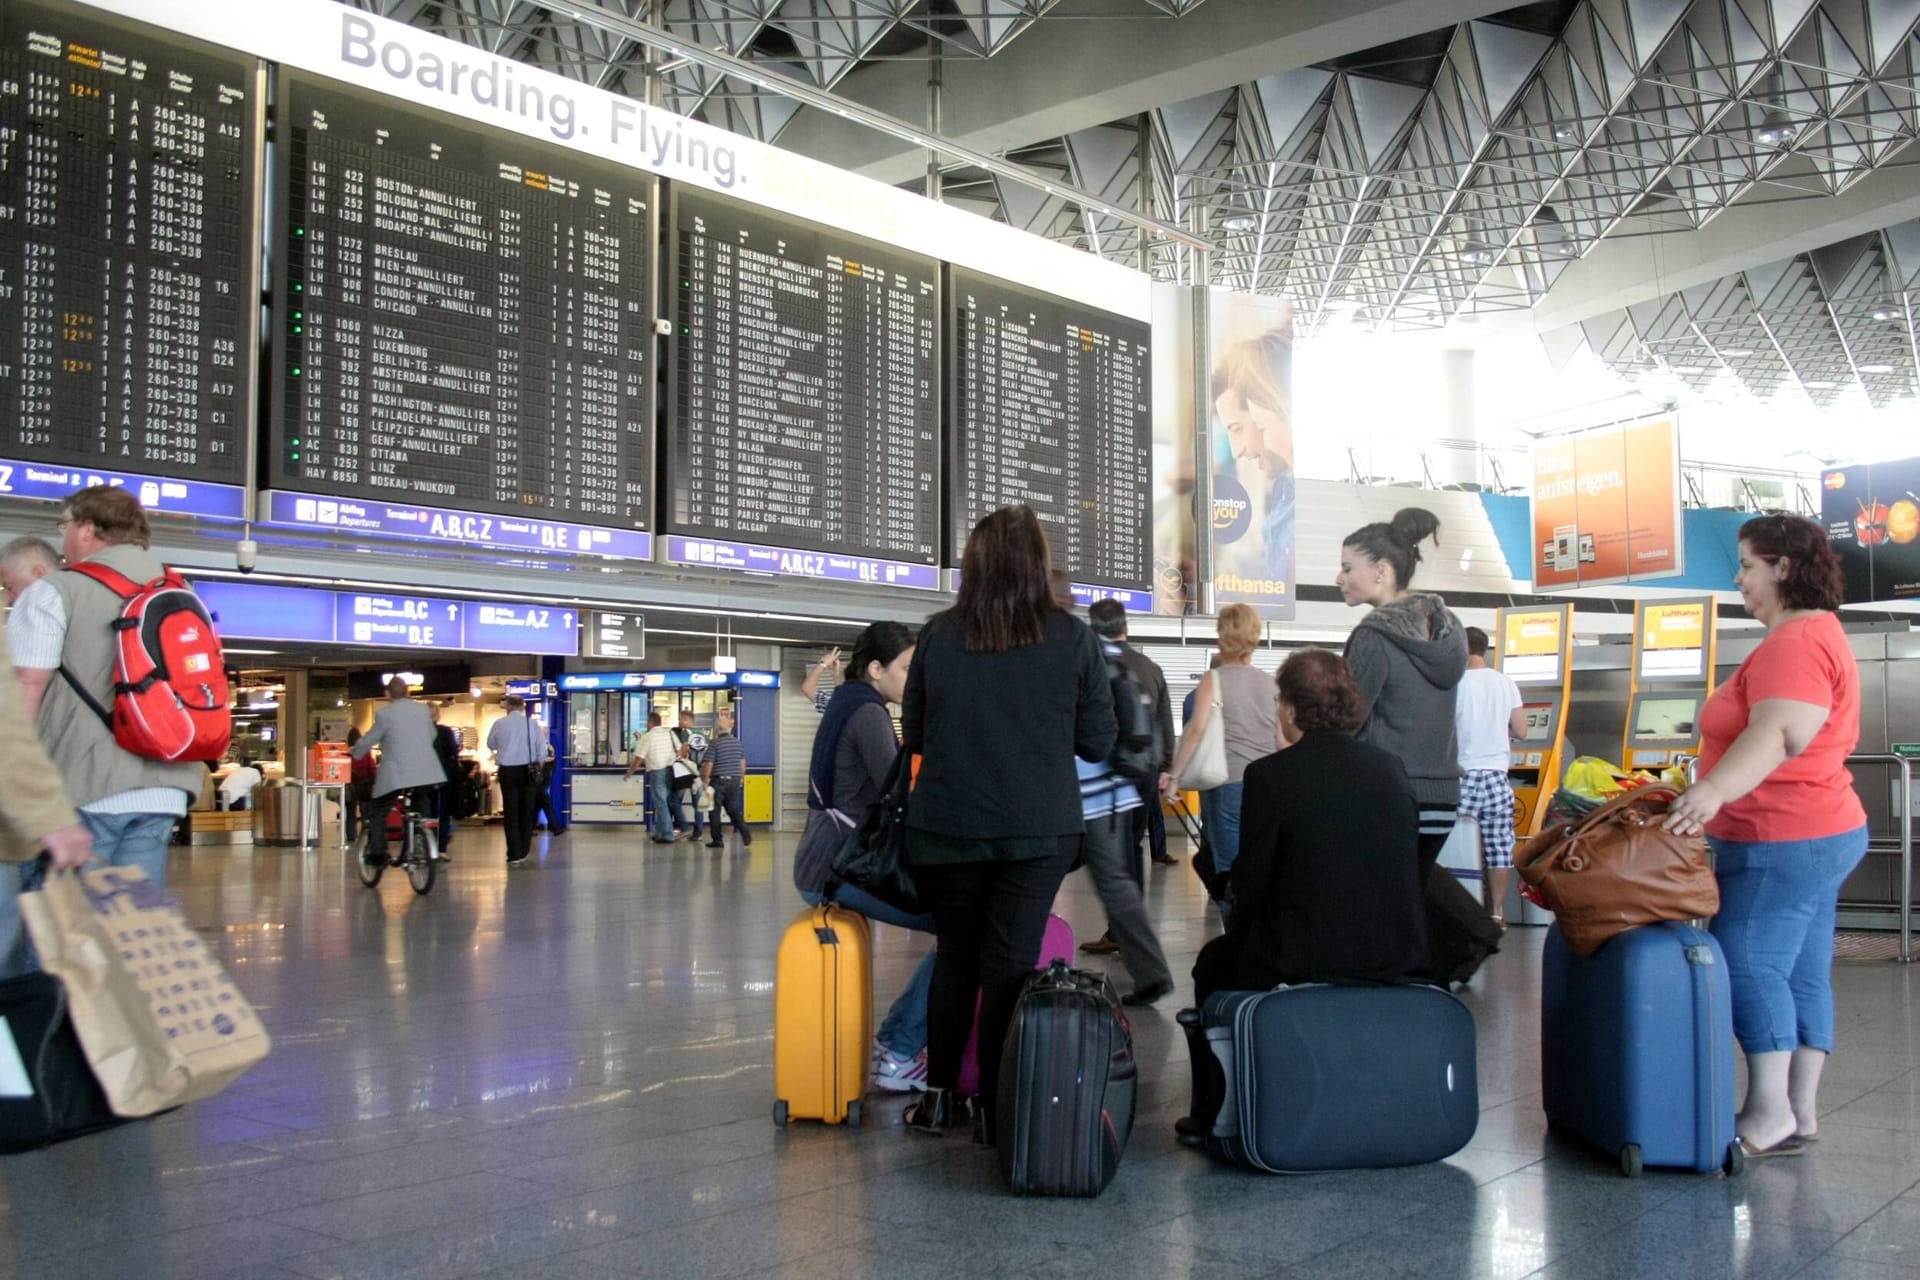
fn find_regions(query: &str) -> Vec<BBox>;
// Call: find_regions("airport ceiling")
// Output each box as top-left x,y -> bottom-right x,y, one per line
346,0 -> 1920,406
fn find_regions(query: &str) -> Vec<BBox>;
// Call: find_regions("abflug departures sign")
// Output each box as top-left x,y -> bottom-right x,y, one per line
0,0 -> 256,509
267,69 -> 656,534
668,187 -> 941,580
949,267 -> 1153,593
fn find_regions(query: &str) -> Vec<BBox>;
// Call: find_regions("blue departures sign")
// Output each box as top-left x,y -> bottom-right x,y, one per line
192,581 -> 578,656
665,535 -> 939,590
264,491 -> 652,560
0,460 -> 247,521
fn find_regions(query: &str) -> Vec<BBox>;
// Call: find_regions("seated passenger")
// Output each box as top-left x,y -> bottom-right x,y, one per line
1192,648 -> 1430,1004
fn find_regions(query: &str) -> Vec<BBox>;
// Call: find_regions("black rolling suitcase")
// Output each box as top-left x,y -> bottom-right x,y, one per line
1178,984 -> 1478,1172
1424,863 -> 1502,984
0,972 -> 125,1153
996,962 -> 1137,1197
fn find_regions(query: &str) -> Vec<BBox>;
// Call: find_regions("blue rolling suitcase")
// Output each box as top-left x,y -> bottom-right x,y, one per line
1541,922 -> 1743,1177
1177,984 -> 1478,1172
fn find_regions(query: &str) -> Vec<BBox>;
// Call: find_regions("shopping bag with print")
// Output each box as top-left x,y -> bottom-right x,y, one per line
20,867 -> 270,1117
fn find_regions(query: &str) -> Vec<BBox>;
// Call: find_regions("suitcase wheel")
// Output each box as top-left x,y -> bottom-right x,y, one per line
846,1100 -> 862,1128
1724,1141 -> 1745,1177
773,1100 -> 789,1128
1619,1143 -> 1643,1179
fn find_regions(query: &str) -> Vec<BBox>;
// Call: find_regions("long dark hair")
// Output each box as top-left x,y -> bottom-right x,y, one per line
846,621 -> 915,683
1740,514 -> 1845,611
953,506 -> 1055,652
1343,506 -> 1441,591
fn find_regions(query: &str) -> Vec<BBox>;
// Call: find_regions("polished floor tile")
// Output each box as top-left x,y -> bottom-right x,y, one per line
2,823 -> 1917,1279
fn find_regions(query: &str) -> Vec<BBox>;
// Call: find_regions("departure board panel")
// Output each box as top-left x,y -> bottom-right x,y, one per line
271,72 -> 655,530
0,0 -> 256,485
669,187 -> 939,566
949,268 -> 1151,591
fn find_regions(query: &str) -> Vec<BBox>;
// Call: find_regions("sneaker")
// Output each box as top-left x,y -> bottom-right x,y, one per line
871,1045 -> 929,1093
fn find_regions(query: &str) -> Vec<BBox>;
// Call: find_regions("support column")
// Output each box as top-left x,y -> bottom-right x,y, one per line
926,42 -> 943,201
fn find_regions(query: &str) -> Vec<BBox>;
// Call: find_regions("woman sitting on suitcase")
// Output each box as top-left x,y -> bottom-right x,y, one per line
1662,515 -> 1867,1160
1192,648 -> 1430,1004
793,620 -> 934,1094
899,505 -> 1117,1141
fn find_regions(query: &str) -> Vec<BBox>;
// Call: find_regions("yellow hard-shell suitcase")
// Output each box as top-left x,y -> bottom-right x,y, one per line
773,904 -> 872,1126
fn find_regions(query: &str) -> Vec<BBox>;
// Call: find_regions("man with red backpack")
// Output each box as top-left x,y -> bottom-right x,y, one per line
9,485 -> 219,895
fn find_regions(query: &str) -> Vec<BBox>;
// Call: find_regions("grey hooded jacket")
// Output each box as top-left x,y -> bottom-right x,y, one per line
1345,592 -> 1468,809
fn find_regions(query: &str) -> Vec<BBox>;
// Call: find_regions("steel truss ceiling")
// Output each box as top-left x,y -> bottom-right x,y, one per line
347,0 -> 1920,360
1544,218 -> 1920,410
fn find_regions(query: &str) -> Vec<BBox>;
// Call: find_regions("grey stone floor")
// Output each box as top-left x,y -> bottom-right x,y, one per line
1,822 -> 1916,1280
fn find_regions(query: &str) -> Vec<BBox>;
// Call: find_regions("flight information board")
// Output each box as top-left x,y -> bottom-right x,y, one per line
270,71 -> 656,531
669,188 -> 940,568
0,0 -> 257,485
948,268 -> 1150,591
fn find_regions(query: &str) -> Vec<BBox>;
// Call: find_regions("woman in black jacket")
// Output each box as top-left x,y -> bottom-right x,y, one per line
901,506 -> 1117,1139
1192,648 -> 1429,1003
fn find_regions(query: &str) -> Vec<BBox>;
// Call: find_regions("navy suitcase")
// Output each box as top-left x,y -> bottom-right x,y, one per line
996,962 -> 1137,1197
1177,984 -> 1478,1172
0,973 -> 125,1153
1542,922 -> 1742,1177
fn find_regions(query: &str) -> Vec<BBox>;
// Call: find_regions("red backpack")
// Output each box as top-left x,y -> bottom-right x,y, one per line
58,562 -> 232,763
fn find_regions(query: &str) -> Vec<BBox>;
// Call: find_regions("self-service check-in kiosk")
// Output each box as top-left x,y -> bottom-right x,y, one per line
1492,604 -> 1575,925
1492,604 -> 1576,840
1623,597 -> 1718,774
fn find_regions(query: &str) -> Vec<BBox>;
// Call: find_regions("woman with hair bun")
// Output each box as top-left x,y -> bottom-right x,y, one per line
1335,507 -> 1468,867
1191,648 -> 1429,1002
1661,514 -> 1867,1160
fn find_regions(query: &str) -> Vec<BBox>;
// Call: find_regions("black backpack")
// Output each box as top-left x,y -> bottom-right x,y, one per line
1104,642 -> 1160,784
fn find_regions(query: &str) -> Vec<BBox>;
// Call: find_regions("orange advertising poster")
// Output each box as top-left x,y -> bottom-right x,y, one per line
1502,609 -> 1564,657
1531,417 -> 1681,588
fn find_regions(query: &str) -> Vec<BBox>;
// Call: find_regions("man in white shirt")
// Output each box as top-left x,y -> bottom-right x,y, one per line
218,758 -> 265,810
623,711 -> 682,844
1453,626 -> 1528,923
486,693 -> 546,866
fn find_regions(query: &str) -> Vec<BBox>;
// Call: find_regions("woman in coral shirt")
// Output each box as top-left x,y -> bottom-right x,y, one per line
1664,515 -> 1867,1160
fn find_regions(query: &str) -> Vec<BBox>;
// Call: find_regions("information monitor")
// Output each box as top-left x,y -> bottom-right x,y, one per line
0,0 -> 257,485
667,187 -> 940,567
269,71 -> 656,531
948,267 -> 1151,591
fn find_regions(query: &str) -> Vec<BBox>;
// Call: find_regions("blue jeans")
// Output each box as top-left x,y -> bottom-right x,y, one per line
803,885 -> 935,1057
1200,781 -> 1245,876
0,810 -> 178,979
1711,825 -> 1869,1054
646,768 -> 676,840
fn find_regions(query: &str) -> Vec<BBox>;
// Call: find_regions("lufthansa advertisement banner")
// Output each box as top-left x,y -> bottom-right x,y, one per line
1206,291 -> 1296,619
1822,456 -> 1920,603
1531,417 -> 1683,589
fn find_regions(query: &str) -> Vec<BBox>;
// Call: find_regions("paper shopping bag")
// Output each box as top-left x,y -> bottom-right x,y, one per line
20,867 -> 270,1117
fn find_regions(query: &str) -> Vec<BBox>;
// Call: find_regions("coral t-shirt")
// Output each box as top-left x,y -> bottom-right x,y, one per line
1696,611 -> 1865,843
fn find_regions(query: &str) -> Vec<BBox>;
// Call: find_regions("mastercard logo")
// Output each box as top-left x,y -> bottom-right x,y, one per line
1825,471 -> 1847,489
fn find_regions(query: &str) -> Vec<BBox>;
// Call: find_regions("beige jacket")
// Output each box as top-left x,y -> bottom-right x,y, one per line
0,616 -> 81,862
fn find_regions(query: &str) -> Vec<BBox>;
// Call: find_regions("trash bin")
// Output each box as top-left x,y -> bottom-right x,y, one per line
253,783 -> 304,848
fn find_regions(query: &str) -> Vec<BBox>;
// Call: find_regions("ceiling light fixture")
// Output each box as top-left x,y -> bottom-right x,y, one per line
1755,109 -> 1798,147
1720,349 -> 1754,357
1873,308 -> 1901,322
1858,363 -> 1895,373
1552,123 -> 1576,141
1803,379 -> 1839,389
1219,213 -> 1257,231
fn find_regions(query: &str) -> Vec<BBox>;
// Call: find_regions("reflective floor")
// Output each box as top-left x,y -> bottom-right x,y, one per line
2,823 -> 1917,1280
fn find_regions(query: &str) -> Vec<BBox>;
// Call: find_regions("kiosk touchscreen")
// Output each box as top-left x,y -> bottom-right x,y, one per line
1622,597 -> 1717,773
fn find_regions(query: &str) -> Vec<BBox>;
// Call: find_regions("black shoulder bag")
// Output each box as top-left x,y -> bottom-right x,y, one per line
828,750 -> 922,915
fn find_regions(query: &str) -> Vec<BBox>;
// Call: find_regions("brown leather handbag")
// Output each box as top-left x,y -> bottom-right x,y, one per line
1514,784 -> 1719,956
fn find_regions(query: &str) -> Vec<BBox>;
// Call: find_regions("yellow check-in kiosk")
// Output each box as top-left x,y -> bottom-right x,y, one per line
1623,597 -> 1719,773
1492,604 -> 1575,840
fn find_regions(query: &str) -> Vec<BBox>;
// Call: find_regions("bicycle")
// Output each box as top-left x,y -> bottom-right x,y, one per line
350,788 -> 438,895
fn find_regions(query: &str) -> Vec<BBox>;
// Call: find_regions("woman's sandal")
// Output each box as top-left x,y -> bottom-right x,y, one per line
1736,1134 -> 1808,1160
